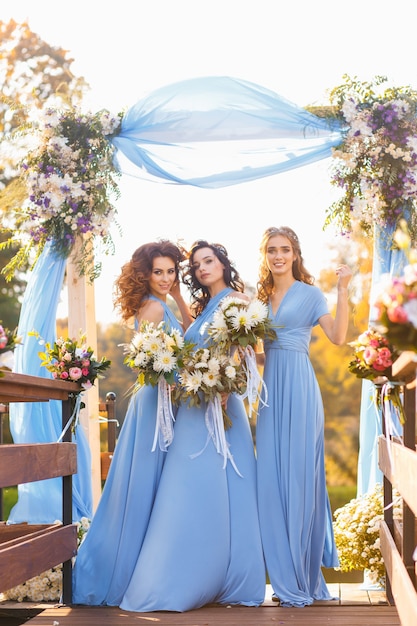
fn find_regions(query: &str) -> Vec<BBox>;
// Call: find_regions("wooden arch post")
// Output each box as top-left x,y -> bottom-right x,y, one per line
66,239 -> 101,511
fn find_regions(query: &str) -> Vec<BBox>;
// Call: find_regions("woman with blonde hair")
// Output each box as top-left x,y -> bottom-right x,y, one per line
256,226 -> 352,608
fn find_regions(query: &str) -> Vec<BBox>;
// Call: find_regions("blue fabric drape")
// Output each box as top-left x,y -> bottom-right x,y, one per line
111,76 -> 343,188
356,223 -> 407,496
8,244 -> 93,523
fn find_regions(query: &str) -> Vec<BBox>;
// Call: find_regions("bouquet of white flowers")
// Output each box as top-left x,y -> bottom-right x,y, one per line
172,345 -> 248,472
122,321 -> 194,451
207,296 -> 277,415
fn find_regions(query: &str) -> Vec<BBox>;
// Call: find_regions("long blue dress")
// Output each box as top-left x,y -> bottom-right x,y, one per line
120,288 -> 266,612
72,296 -> 182,606
256,281 -> 339,608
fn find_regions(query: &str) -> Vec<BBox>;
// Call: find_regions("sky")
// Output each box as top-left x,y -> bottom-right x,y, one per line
3,1 -> 417,323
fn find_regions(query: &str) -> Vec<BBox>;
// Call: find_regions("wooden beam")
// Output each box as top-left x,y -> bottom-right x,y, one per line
380,521 -> 417,626
0,523 -> 77,592
0,443 -> 77,488
66,240 -> 101,510
378,436 -> 417,516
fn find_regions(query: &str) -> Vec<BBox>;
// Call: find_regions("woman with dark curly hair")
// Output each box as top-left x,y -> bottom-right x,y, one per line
73,239 -> 191,606
120,240 -> 265,612
255,226 -> 352,608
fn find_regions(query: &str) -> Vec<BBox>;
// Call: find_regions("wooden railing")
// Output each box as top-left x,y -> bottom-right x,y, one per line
98,391 -> 118,482
378,351 -> 417,626
0,371 -> 79,603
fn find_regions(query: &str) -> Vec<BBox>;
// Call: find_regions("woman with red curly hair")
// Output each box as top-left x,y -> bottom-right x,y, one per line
73,239 -> 191,606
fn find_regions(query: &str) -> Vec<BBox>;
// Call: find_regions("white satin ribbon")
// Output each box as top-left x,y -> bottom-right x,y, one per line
152,377 -> 175,452
57,392 -> 83,442
189,395 -> 242,476
373,381 -> 404,474
241,345 -> 268,417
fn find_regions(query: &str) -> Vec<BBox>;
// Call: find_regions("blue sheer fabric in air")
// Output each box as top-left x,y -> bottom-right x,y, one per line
111,76 -> 343,188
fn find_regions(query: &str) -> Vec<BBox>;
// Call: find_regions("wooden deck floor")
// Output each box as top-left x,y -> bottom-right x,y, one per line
0,584 -> 401,626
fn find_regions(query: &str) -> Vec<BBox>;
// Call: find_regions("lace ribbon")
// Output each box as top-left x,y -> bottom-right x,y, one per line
241,345 -> 268,418
57,392 -> 83,442
152,377 -> 175,452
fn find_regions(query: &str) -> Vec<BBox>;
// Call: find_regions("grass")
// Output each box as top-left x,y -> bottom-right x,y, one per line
328,484 -> 357,514
1,486 -> 18,520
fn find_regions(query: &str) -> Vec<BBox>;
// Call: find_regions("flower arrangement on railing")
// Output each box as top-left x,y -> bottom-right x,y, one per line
31,330 -> 111,435
34,331 -> 111,390
348,327 -> 398,381
0,106 -> 124,281
324,75 -> 417,242
0,517 -> 91,602
347,326 -> 405,425
207,296 -> 277,414
333,483 -> 401,585
122,321 -> 195,451
373,220 -> 417,353
0,322 -> 22,373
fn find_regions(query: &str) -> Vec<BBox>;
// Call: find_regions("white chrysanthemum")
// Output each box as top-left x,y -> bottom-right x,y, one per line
229,309 -> 251,331
179,369 -> 203,392
207,357 -> 221,373
210,309 -> 229,339
134,352 -> 148,367
153,351 -> 177,373
142,335 -> 164,353
220,296 -> 243,310
199,349 -> 210,362
202,370 -> 220,387
225,365 -> 236,379
247,299 -> 268,323
170,328 -> 184,349
131,334 -> 144,351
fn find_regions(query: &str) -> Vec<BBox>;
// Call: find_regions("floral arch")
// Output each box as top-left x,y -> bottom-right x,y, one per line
2,74 -> 416,523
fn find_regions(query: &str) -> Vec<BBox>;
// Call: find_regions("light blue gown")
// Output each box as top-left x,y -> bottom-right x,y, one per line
120,288 -> 266,612
256,281 -> 339,607
72,296 -> 182,606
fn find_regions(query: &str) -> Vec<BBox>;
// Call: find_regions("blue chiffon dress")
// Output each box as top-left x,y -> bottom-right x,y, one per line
120,288 -> 266,612
256,281 -> 339,608
72,296 -> 182,606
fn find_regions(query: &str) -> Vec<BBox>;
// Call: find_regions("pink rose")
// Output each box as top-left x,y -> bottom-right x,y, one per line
364,347 -> 378,364
387,305 -> 409,324
60,371 -> 69,379
69,367 -> 82,381
81,367 -> 90,376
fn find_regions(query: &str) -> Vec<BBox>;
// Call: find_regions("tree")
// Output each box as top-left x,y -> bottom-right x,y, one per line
0,19 -> 88,182
0,19 -> 90,326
